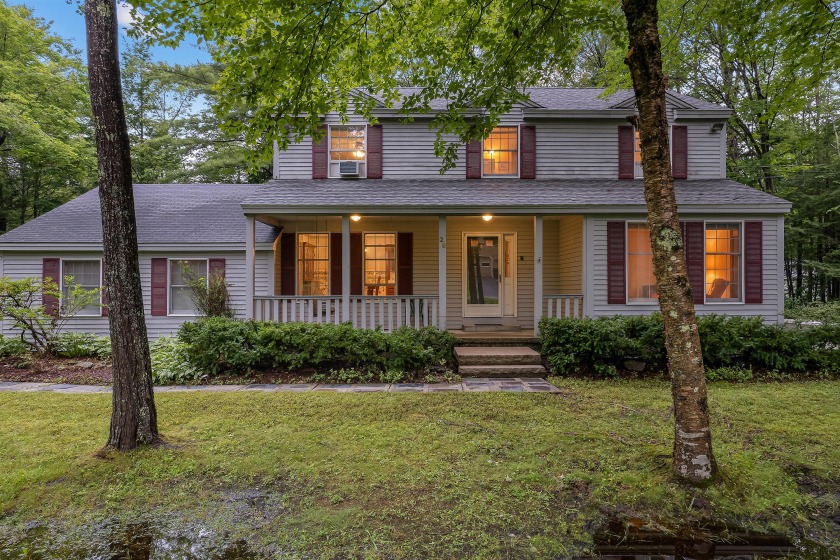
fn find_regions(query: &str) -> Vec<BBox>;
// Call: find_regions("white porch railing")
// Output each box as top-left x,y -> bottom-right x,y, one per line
544,294 -> 584,319
253,295 -> 439,331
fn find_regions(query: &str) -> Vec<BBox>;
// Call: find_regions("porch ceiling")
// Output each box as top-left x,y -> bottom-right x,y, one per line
241,179 -> 791,216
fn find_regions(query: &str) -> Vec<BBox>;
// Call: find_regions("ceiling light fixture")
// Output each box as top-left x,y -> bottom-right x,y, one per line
482,214 -> 493,222
350,215 -> 362,222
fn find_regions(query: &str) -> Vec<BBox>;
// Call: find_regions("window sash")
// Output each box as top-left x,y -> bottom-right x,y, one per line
625,223 -> 658,302
169,259 -> 208,315
329,126 -> 367,162
705,223 -> 742,302
483,127 -> 519,176
298,233 -> 329,296
61,260 -> 101,316
364,233 -> 396,296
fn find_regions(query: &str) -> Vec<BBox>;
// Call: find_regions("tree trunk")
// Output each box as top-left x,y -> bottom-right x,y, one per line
85,0 -> 159,450
621,0 -> 717,484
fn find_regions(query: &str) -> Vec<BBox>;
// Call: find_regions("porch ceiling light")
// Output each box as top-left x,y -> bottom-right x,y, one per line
482,214 -> 493,222
350,214 -> 362,222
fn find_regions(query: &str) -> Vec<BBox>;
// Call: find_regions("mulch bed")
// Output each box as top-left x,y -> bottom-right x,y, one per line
0,356 -> 310,386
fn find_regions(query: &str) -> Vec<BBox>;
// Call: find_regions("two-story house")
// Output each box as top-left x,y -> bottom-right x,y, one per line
0,88 -> 791,339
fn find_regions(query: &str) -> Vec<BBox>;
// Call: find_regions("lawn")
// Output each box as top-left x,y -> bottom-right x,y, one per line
0,381 -> 838,558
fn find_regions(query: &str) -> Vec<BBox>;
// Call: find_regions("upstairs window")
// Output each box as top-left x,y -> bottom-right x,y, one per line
61,260 -> 101,316
329,125 -> 366,177
483,127 -> 518,177
633,128 -> 643,178
298,233 -> 329,295
170,259 -> 207,315
626,223 -> 658,302
705,223 -> 741,302
364,233 -> 397,296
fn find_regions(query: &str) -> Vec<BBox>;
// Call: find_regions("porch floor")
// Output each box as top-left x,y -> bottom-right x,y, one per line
450,330 -> 540,346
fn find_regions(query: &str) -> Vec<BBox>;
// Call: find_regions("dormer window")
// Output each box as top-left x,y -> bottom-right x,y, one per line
329,125 -> 367,178
483,127 -> 518,177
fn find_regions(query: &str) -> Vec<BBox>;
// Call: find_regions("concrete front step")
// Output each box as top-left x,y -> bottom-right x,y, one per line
458,364 -> 547,376
454,346 -> 543,366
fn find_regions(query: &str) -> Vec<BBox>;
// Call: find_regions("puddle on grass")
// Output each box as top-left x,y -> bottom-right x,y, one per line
587,520 -> 834,559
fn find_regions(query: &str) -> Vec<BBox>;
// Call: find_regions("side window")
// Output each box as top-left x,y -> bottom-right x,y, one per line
298,233 -> 329,295
329,125 -> 367,177
705,223 -> 742,302
633,128 -> 643,179
364,233 -> 397,296
626,224 -> 658,302
170,259 -> 207,315
61,260 -> 101,316
483,127 -> 518,177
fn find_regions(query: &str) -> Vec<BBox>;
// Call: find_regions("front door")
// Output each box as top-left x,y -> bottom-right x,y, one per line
463,234 -> 516,317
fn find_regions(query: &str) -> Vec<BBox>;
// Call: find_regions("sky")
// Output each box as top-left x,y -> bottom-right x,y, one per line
11,0 -> 211,66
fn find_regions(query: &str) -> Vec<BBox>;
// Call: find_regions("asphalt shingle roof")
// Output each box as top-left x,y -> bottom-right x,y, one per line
0,184 -> 278,246
371,87 -> 727,112
242,179 -> 789,212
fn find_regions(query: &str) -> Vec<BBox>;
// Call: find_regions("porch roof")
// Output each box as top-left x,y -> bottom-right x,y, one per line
241,179 -> 791,215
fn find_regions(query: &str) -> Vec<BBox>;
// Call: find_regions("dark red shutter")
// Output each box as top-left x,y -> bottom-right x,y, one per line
618,126 -> 635,180
330,232 -> 342,295
101,261 -> 108,317
672,125 -> 688,179
150,258 -> 168,316
312,124 -> 328,179
466,140 -> 482,179
607,221 -> 627,304
367,124 -> 383,179
681,221 -> 705,304
350,232 -> 363,295
209,258 -> 226,279
280,233 -> 296,295
42,258 -> 60,317
744,221 -> 763,304
397,232 -> 413,295
520,125 -> 536,179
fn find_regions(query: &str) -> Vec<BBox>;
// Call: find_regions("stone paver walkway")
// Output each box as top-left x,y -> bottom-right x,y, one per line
0,378 -> 559,394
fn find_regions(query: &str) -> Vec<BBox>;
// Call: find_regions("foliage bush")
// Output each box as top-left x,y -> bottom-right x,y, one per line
540,314 -> 840,378
785,299 -> 840,325
177,318 -> 456,379
52,333 -> 112,359
183,265 -> 234,318
150,337 -> 201,384
0,334 -> 27,358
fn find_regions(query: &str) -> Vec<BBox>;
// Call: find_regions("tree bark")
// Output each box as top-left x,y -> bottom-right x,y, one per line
85,0 -> 159,450
621,0 -> 717,483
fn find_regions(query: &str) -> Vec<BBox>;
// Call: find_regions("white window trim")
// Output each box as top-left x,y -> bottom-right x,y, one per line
362,231 -> 398,296
296,233 -> 331,296
633,126 -> 674,179
328,124 -> 368,179
481,125 -> 521,179
167,258 -> 209,317
624,221 -> 659,305
703,220 -> 745,305
59,258 -> 102,318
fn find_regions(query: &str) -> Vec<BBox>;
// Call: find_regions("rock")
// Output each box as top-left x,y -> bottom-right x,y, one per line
77,361 -> 95,369
624,360 -> 646,372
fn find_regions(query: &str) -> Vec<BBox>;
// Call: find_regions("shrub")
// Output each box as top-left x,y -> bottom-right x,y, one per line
540,314 -> 840,378
52,333 -> 112,358
150,337 -> 201,384
177,318 -> 456,379
183,265 -> 235,319
0,334 -> 27,358
785,299 -> 840,325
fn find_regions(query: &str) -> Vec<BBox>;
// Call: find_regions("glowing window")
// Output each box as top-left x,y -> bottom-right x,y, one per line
634,128 -> 643,178
705,223 -> 741,302
483,127 -> 518,176
364,233 -> 397,296
329,125 -> 367,178
627,224 -> 658,302
298,234 -> 329,296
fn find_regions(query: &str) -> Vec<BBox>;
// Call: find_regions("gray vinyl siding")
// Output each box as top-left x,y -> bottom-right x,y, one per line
586,216 -> 783,323
274,119 -> 726,180
0,249 -> 273,340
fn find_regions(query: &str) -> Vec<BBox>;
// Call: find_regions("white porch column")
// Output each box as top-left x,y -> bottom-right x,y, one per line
245,215 -> 256,320
534,215 -> 543,335
342,215 -> 351,322
438,215 -> 447,330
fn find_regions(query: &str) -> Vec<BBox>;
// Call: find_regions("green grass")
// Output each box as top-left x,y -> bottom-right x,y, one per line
0,381 -> 838,558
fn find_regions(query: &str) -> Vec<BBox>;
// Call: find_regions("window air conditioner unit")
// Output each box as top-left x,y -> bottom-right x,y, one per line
339,161 -> 360,177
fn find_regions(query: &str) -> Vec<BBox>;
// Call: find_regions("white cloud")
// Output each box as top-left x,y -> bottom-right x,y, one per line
116,3 -> 137,26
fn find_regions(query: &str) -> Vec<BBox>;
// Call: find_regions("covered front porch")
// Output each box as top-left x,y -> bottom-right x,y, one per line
243,213 -> 584,336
